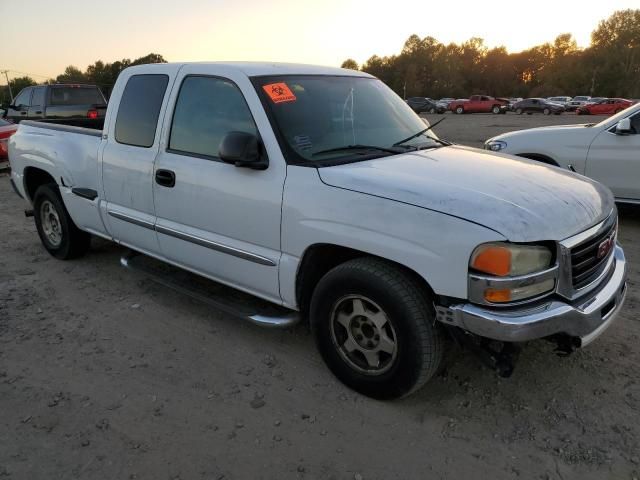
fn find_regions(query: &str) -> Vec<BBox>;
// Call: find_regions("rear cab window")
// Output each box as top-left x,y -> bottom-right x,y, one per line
49,86 -> 106,106
115,74 -> 169,148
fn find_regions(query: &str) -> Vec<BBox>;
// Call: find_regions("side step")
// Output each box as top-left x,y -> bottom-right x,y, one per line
120,250 -> 300,328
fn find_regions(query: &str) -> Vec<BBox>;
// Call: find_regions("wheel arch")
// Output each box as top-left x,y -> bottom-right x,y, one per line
23,166 -> 58,202
295,243 -> 437,319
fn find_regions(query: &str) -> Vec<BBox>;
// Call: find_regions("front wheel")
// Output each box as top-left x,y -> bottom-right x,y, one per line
543,108 -> 551,115
310,258 -> 444,399
492,105 -> 501,114
516,108 -> 523,115
429,107 -> 436,114
455,106 -> 464,114
33,184 -> 91,259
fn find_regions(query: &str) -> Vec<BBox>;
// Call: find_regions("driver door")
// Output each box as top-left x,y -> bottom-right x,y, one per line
152,66 -> 286,303
6,87 -> 32,123
586,111 -> 640,200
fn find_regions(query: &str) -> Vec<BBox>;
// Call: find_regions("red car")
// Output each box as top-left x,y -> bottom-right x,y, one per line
449,95 -> 509,114
576,98 -> 632,115
0,118 -> 18,160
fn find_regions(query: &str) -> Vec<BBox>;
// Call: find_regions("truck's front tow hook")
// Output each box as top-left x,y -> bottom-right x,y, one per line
449,328 -> 521,378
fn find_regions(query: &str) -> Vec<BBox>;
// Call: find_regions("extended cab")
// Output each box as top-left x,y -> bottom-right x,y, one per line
3,84 -> 107,128
485,104 -> 640,203
8,63 -> 627,399
449,95 -> 509,114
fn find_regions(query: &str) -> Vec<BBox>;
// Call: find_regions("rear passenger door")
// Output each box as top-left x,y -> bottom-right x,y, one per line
152,67 -> 286,304
101,71 -> 174,256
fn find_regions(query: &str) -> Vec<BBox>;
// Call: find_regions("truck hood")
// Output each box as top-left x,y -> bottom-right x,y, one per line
318,145 -> 614,242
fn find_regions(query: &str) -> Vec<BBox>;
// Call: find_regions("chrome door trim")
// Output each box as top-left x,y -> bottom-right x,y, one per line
108,210 -> 155,230
155,224 -> 277,267
108,210 -> 277,267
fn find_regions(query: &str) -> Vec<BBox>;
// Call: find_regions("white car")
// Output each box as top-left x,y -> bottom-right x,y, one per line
485,104 -> 640,203
8,62 -> 627,398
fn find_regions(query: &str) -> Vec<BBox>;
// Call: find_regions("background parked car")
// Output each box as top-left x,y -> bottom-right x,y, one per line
547,96 -> 572,106
0,118 -> 18,160
565,95 -> 591,111
436,97 -> 455,109
513,98 -> 565,115
405,97 -> 446,114
449,95 -> 509,114
576,98 -> 633,115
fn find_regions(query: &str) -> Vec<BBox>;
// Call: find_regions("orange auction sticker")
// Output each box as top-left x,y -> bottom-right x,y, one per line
263,83 -> 297,103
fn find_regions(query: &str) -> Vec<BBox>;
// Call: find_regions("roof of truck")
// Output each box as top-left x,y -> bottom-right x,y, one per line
127,61 -> 373,78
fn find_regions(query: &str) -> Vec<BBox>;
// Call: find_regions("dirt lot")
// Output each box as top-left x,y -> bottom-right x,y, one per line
1,114 -> 639,480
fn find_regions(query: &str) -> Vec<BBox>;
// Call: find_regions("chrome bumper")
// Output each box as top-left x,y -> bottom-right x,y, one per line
436,245 -> 627,346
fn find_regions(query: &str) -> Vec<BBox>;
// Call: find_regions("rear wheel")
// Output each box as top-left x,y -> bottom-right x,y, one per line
516,108 -> 523,115
310,258 -> 444,399
429,107 -> 436,114
33,184 -> 91,259
455,106 -> 464,114
543,108 -> 551,115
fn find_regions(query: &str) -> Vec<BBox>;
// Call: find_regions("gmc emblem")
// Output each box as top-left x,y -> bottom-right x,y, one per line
597,235 -> 615,259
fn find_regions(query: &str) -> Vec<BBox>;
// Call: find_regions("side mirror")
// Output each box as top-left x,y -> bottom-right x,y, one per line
219,131 -> 268,170
615,118 -> 632,135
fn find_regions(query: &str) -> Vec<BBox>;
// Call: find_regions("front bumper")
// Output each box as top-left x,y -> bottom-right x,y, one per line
436,245 -> 627,346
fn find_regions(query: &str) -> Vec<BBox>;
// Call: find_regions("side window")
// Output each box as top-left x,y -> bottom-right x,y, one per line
14,87 -> 32,107
168,76 -> 257,159
115,74 -> 169,148
31,87 -> 45,107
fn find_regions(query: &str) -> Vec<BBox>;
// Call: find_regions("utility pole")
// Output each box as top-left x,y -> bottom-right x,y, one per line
1,70 -> 13,102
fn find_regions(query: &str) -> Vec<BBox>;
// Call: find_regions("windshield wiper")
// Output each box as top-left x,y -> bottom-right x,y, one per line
392,118 -> 450,147
312,144 -> 403,157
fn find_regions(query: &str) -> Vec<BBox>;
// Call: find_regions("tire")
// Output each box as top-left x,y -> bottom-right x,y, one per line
310,257 -> 444,399
492,105 -> 501,114
429,107 -> 436,114
516,108 -> 523,115
33,183 -> 91,260
543,108 -> 551,115
455,106 -> 464,114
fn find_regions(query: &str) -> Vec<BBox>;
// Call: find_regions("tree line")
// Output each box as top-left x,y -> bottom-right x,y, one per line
1,53 -> 166,104
341,9 -> 640,100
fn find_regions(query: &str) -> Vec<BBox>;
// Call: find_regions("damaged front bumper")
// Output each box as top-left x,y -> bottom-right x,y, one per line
436,245 -> 627,347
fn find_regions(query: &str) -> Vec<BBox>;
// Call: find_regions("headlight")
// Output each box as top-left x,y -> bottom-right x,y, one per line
471,243 -> 552,276
484,140 -> 507,152
469,243 -> 556,304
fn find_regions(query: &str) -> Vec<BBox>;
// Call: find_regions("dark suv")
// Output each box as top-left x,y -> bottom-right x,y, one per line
406,97 -> 446,114
3,84 -> 107,128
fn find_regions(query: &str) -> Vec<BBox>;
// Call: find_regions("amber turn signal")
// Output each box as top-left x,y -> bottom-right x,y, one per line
471,245 -> 511,276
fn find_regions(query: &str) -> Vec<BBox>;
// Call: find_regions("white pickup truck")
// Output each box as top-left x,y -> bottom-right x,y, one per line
8,62 -> 627,399
485,104 -> 640,203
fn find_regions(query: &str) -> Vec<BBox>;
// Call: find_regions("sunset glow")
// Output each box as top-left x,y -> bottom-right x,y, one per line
1,0 -> 638,80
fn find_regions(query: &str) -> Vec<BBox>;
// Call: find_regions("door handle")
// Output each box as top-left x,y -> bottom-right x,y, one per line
155,169 -> 176,188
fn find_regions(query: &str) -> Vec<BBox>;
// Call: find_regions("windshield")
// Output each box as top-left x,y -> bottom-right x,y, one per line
253,75 -> 440,164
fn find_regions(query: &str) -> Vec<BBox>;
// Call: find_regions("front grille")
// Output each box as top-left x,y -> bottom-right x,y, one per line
571,220 -> 617,290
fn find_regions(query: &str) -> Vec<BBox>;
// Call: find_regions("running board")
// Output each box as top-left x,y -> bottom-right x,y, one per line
120,250 -> 300,328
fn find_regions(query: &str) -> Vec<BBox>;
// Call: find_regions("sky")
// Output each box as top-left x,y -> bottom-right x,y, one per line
1,0 -> 638,82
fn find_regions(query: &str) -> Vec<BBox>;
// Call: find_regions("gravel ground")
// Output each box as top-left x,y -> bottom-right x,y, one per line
1,114 -> 639,480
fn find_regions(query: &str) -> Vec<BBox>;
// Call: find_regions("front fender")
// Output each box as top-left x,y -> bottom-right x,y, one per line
279,166 -> 505,308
